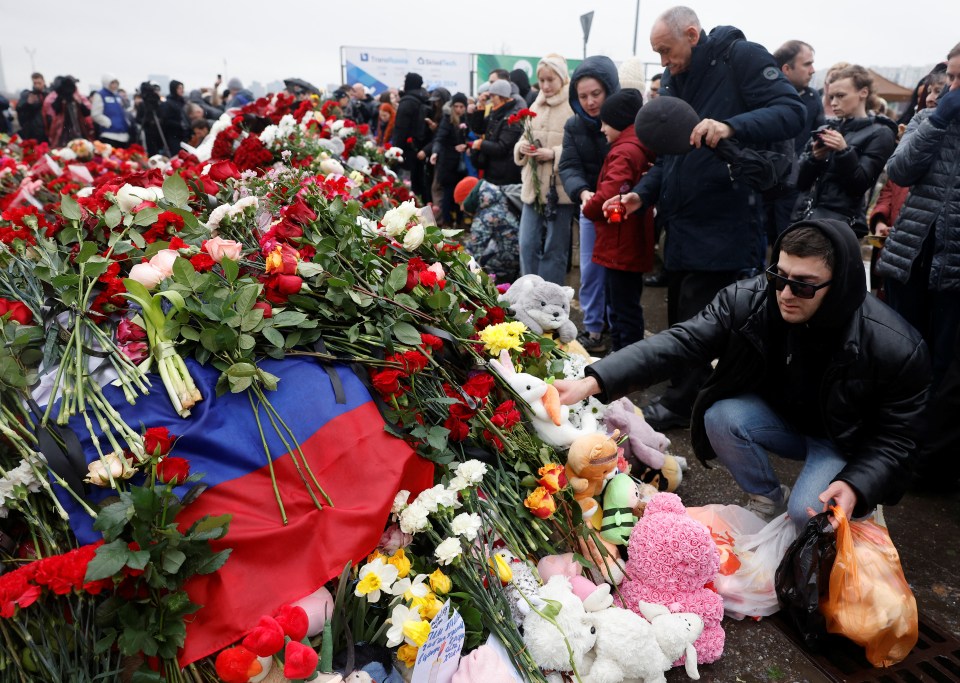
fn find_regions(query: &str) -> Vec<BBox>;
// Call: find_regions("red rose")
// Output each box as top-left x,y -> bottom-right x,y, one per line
444,416 -> 469,442
462,373 -> 495,400
523,341 -> 542,358
215,646 -> 263,683
242,615 -> 286,657
143,427 -> 174,456
253,301 -> 273,318
263,274 -> 303,303
0,298 -> 34,325
275,604 -> 309,641
156,456 -> 190,484
208,160 -> 242,182
283,197 -> 317,226
284,640 -> 319,680
449,401 -> 476,421
117,318 -> 147,343
371,369 -> 403,397
120,341 -> 149,364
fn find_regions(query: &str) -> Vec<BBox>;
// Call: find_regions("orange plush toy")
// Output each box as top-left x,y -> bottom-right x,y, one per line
565,430 -> 621,519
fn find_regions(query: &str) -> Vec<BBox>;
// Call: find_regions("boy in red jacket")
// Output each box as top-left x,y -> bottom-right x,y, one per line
583,89 -> 656,351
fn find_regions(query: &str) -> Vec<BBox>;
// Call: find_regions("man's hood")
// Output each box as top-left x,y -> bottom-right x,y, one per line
569,56 -> 620,124
771,219 -> 866,328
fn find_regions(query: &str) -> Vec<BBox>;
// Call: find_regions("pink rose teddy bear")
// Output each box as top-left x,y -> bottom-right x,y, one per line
616,491 -> 725,664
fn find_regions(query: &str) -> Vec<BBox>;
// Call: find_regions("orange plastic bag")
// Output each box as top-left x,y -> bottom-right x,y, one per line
820,506 -> 918,667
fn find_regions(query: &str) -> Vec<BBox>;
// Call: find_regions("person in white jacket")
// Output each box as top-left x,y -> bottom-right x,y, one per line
90,74 -> 131,147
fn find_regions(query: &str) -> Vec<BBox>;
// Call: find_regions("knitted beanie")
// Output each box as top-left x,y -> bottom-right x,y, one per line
403,72 -> 423,92
537,53 -> 570,84
600,88 -> 644,131
454,176 -> 480,204
618,57 -> 647,92
633,95 -> 700,155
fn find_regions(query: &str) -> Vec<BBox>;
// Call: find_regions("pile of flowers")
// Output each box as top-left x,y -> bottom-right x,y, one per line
0,90 -> 620,683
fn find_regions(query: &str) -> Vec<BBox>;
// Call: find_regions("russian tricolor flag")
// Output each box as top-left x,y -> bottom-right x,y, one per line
54,358 -> 434,664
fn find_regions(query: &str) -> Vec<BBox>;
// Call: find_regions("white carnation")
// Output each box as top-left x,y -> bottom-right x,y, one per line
434,537 -> 463,566
454,460 -> 487,485
451,512 -> 482,541
206,203 -> 231,229
227,195 -> 259,217
259,125 -> 279,147
399,502 -> 429,534
391,490 -> 410,514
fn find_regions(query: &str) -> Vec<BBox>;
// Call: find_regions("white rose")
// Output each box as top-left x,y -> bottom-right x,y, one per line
320,158 -> 345,176
434,537 -> 463,566
149,249 -> 179,278
451,513 -> 482,541
402,223 -> 425,251
357,216 -> 381,238
128,262 -> 165,290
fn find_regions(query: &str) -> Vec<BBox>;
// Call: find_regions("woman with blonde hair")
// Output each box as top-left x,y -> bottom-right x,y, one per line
794,64 -> 897,236
513,54 -> 576,285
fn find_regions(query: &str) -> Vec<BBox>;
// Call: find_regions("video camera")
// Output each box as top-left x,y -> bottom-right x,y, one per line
139,81 -> 162,111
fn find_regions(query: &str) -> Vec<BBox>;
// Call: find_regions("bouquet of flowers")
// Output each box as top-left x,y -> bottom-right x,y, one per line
508,108 -> 543,214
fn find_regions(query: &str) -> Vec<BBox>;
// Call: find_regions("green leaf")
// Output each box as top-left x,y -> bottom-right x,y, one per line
60,193 -> 81,220
85,539 -> 131,582
273,311 -> 307,327
104,204 -> 122,229
227,374 -> 252,393
194,548 -> 232,575
172,257 -> 197,287
161,549 -> 187,574
129,229 -> 146,249
119,629 -> 159,657
179,326 -> 200,341
240,308 -> 264,332
93,499 -> 135,539
76,241 -> 98,264
258,370 -> 280,391
200,326 -> 238,353
220,257 -> 239,283
238,333 -> 256,351
131,670 -> 165,683
132,207 -> 162,227
297,261 -> 324,278
127,549 -> 151,571
234,284 -> 259,314
262,326 -> 285,348
392,321 -> 422,346
387,265 -> 408,293
187,514 -> 232,541
162,173 -> 190,207
226,362 -> 257,378
540,598 -> 562,621
156,290 -> 185,312
94,633 -> 117,655
426,426 -> 449,452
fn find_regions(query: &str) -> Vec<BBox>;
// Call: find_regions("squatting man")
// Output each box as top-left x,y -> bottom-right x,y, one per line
555,220 -> 931,529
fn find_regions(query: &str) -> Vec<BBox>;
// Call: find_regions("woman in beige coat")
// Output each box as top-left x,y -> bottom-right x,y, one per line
514,54 -> 575,285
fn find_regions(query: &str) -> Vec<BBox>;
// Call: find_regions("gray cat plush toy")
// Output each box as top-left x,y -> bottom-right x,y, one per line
499,274 -> 578,343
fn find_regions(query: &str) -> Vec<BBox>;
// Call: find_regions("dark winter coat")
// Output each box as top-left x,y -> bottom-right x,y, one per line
582,126 -> 656,272
558,56 -> 620,203
392,88 -> 431,170
432,111 -> 467,187
633,26 -> 805,272
475,100 -> 523,186
794,85 -> 825,157
16,87 -> 49,142
794,116 -> 897,235
877,109 -> 960,290
159,94 -> 191,156
586,219 -> 930,517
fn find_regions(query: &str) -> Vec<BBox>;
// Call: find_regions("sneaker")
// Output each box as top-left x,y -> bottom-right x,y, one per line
577,331 -> 609,355
745,484 -> 790,522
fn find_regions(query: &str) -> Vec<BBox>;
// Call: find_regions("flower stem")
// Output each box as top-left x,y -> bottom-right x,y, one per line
248,390 -> 288,525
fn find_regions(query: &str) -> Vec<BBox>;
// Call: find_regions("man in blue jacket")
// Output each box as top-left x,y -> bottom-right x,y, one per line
608,5 -> 805,430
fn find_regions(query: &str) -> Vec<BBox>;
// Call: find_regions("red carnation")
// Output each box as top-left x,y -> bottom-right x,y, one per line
418,270 -> 438,288
242,615 -> 286,657
275,604 -> 309,641
156,456 -> 190,484
189,252 -> 216,272
284,640 -> 319,680
449,401 -> 476,421
420,333 -> 443,352
215,646 -> 263,683
143,427 -> 173,456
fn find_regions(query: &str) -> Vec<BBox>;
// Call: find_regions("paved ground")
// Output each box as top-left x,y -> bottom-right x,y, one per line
564,258 -> 960,683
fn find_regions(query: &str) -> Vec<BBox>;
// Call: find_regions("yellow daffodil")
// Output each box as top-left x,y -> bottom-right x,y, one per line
412,593 -> 443,621
428,569 -> 452,595
387,548 -> 412,579
397,644 -> 418,668
489,553 -> 514,584
403,619 -> 432,647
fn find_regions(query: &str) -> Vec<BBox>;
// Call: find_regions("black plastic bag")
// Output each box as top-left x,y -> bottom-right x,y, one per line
775,511 -> 837,651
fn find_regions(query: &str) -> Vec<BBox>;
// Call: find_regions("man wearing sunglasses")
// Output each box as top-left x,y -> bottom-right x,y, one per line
555,219 -> 930,529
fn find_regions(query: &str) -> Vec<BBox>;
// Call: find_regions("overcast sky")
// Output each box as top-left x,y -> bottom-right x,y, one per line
1,0 -> 954,95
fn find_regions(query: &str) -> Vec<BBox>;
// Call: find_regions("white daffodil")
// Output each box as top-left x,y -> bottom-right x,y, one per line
354,558 -> 399,603
385,603 -> 423,648
390,573 -> 431,602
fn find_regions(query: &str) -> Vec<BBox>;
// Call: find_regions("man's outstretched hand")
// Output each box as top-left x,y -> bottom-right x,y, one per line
601,192 -> 642,217
807,480 -> 857,529
553,376 -> 600,405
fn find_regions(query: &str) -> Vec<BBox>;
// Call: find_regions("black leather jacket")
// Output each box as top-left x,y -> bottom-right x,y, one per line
587,219 -> 930,516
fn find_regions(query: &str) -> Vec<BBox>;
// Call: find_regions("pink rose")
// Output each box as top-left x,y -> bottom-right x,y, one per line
128,262 -> 165,290
427,262 -> 446,282
204,236 -> 244,263
149,249 -> 179,278
117,319 -> 147,343
120,341 -> 149,363
378,523 -> 412,555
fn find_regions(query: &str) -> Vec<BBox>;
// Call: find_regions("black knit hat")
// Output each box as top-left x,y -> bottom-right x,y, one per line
633,95 -> 700,155
403,72 -> 423,92
600,88 -> 644,131
451,92 -> 468,107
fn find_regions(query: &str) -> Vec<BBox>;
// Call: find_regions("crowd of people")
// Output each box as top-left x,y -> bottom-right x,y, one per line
2,4 -> 957,528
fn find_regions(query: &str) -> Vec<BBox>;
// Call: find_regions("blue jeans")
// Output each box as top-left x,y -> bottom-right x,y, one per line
704,394 -> 848,531
519,202 -> 575,286
578,211 -> 606,334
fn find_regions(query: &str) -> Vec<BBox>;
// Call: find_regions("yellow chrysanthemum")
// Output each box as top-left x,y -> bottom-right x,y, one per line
397,643 -> 418,668
402,619 -> 432,647
478,321 -> 527,356
387,548 -> 412,579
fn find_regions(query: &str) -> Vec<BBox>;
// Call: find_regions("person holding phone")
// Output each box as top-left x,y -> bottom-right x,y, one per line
555,220 -> 930,530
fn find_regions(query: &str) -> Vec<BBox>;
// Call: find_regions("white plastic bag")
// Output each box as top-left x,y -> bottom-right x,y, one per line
717,512 -> 798,619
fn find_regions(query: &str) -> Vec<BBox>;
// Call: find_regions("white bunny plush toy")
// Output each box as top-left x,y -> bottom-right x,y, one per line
488,351 -> 598,449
